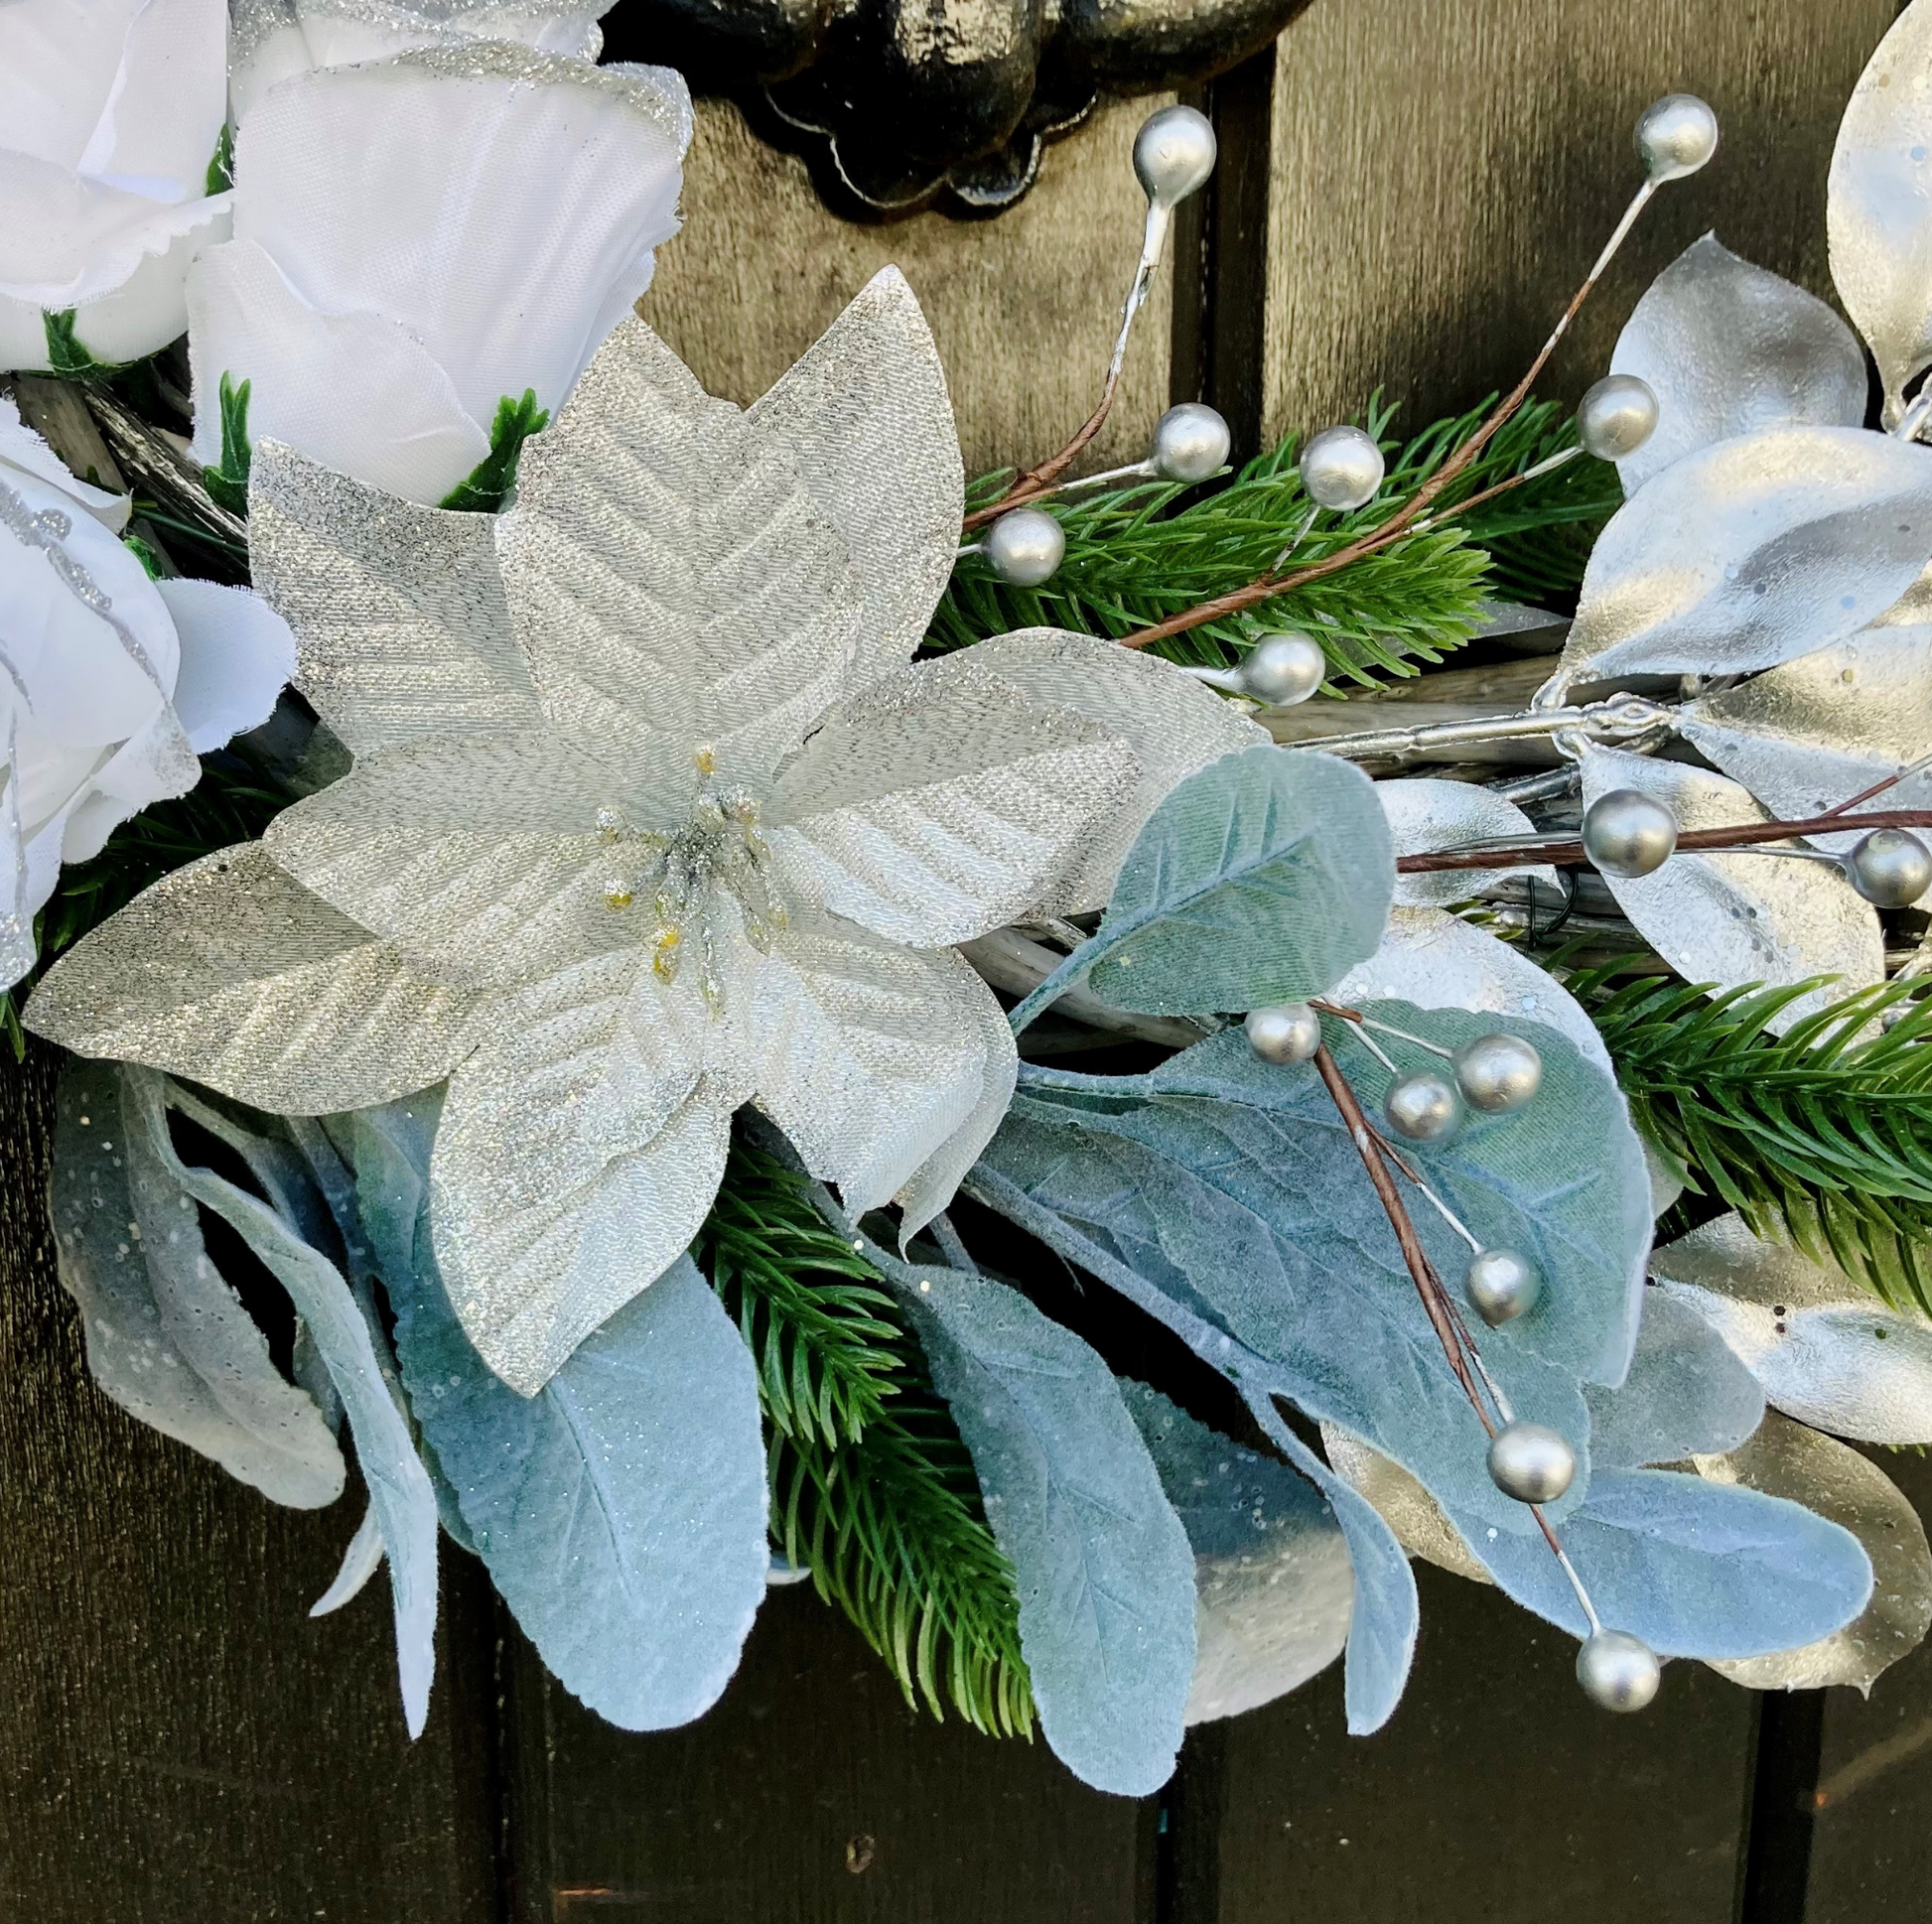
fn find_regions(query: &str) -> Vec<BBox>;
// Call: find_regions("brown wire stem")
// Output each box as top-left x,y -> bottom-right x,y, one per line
1397,807 -> 1932,877
961,375 -> 1125,531
1114,202 -> 1642,651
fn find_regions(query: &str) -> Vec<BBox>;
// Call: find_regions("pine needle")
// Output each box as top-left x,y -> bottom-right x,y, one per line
1583,971 -> 1932,1313
933,394 -> 1619,687
699,1145 -> 1034,1734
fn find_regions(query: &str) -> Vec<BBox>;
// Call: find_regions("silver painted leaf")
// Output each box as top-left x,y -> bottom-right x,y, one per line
1580,747 -> 1882,1031
1829,0 -> 1932,420
49,1058 -> 345,1508
1651,1212 -> 1932,1443
888,1264 -> 1196,1796
23,845 -> 489,1115
1374,777 -> 1558,908
1699,1412 -> 1932,1693
927,629 -> 1267,916
1124,1383 -> 1351,1724
1330,904 -> 1612,1073
1609,234 -> 1867,494
1319,1425 -> 1491,1584
248,439 -> 540,758
1680,594 -> 1932,855
1015,744 -> 1393,1025
1584,1287 -> 1765,1468
1547,427 -> 1932,695
745,267 -> 963,689
126,1069 -> 439,1736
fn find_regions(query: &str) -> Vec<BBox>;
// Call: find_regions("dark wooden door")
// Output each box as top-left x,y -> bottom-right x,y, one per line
4,4 -> 1927,1919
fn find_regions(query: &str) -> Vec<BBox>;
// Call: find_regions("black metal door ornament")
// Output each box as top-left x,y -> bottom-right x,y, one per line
600,0 -> 1311,215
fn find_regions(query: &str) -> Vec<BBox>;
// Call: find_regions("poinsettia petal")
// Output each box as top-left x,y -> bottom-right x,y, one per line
1609,235 -> 1867,493
231,47 -> 686,434
154,577 -> 296,754
432,952 -> 733,1394
765,653 -> 1140,946
498,316 -> 863,792
188,238 -> 489,505
247,439 -> 541,756
749,912 -> 993,1212
1581,747 -> 1883,1031
923,629 -> 1266,914
746,268 -> 963,688
23,843 -> 489,1111
263,728 -> 662,990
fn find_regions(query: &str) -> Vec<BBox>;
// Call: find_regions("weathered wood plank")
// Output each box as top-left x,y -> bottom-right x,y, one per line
0,1045 -> 501,1924
1263,0 -> 1898,438
639,95 -> 1173,480
1166,1560 -> 1756,1924
507,1582 -> 1153,1924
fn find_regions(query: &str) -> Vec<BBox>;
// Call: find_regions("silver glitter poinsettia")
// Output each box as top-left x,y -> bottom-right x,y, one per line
1520,0 -> 1932,1025
26,268 -> 1259,1394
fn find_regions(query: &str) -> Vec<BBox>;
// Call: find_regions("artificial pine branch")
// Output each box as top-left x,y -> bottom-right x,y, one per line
932,395 -> 1618,685
699,1145 -> 1034,1734
1583,971 -> 1932,1313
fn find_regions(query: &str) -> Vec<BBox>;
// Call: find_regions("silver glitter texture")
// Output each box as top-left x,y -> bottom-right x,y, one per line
28,274 -> 1240,1397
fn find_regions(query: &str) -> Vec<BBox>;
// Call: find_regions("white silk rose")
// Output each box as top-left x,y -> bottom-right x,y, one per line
187,44 -> 690,508
0,0 -> 232,372
0,398 -> 296,989
227,0 -> 613,122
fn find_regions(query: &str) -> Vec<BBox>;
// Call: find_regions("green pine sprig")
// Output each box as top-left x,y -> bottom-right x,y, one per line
1583,971 -> 1932,1313
932,394 -> 1619,686
699,1145 -> 1034,1735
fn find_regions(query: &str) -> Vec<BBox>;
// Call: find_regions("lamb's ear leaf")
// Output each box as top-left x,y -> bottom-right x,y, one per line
352,1098 -> 769,1732
1010,745 -> 1392,1030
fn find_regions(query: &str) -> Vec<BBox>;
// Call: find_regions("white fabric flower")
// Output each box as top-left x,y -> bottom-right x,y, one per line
0,0 -> 233,372
187,43 -> 689,507
30,271 -> 1262,1394
226,0 -> 616,123
0,397 -> 296,987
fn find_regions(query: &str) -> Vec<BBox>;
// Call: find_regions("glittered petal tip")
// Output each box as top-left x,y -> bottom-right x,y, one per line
432,1034 -> 730,1398
1580,747 -> 1883,1031
497,315 -> 863,795
263,728 -> 660,990
1548,425 -> 1932,697
746,267 -> 964,688
429,952 -> 730,1394
248,438 -> 539,756
1610,234 -> 1868,494
895,961 -> 1019,1242
749,913 -> 995,1213
24,844 -> 488,1114
764,653 -> 1140,946
928,631 -> 1267,914
1830,0 -> 1932,420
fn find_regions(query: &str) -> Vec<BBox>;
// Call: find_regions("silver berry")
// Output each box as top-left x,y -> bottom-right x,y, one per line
1635,94 -> 1720,183
1577,374 -> 1659,461
1383,1069 -> 1461,1143
1576,1629 -> 1662,1713
1486,1421 -> 1577,1504
985,507 -> 1065,587
1844,828 -> 1932,908
1133,104 -> 1217,209
1299,425 -> 1385,512
1452,1032 -> 1542,1113
1466,1248 -> 1542,1326
1150,402 -> 1231,482
1245,1002 -> 1321,1065
1241,632 -> 1326,706
1582,789 -> 1677,879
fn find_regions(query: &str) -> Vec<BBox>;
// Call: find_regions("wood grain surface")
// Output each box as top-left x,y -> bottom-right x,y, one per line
640,94 -> 1174,481
1263,0 -> 1900,439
